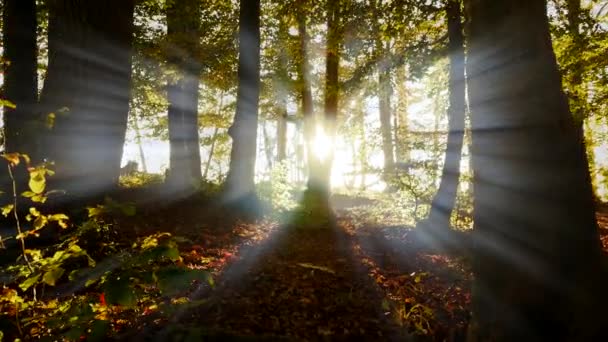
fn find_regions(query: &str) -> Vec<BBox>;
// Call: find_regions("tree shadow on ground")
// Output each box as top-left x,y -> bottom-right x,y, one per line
347,221 -> 472,341
137,214 -> 412,341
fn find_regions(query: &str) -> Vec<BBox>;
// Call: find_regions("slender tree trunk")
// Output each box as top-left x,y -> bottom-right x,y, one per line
224,0 -> 261,200
166,0 -> 202,187
132,112 -> 148,173
277,113 -> 287,162
276,18 -> 289,163
39,0 -> 135,197
394,65 -> 410,169
465,0 -> 607,340
378,51 -> 395,178
2,0 -> 38,156
425,0 -> 466,229
262,121 -> 273,172
203,92 -> 224,180
307,0 -> 340,196
296,8 -> 317,192
203,127 -> 219,180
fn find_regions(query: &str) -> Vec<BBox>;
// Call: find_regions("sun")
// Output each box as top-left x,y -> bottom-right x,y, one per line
312,125 -> 332,162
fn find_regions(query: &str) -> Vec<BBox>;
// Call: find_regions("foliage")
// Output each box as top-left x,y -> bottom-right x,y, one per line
257,160 -> 297,213
119,171 -> 165,188
0,158 -> 212,340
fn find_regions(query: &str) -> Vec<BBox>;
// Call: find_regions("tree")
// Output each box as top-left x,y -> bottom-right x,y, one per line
375,2 -> 396,180
224,0 -> 261,201
465,0 -> 607,339
39,0 -> 136,197
306,0 -> 341,197
2,0 -> 38,155
166,0 -> 203,188
424,0 -> 466,229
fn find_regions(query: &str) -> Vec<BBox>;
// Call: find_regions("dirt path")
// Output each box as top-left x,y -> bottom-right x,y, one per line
145,221 -> 411,341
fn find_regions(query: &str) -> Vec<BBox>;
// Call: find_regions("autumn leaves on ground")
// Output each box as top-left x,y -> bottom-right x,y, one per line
2,187 -> 594,341
55,192 -> 474,341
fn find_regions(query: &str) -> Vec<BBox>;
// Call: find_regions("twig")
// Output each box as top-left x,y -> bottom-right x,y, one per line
7,163 -> 33,273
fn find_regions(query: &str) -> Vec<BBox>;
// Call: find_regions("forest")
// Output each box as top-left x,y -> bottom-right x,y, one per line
0,0 -> 608,340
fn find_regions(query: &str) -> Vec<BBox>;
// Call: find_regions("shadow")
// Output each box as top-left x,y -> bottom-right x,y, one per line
348,222 -> 472,341
138,218 -> 412,341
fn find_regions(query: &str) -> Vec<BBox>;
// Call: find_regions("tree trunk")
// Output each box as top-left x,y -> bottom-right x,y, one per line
224,0 -> 261,201
262,121 -> 273,172
132,112 -> 148,173
394,65 -> 410,167
2,0 -> 38,156
465,0 -> 607,340
296,8 -> 317,192
203,92 -> 224,180
277,113 -> 287,162
425,0 -> 466,229
378,47 -> 395,179
307,0 -> 340,196
39,0 -> 135,197
166,0 -> 202,188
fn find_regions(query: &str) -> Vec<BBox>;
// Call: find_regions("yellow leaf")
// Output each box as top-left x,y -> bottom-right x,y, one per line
2,204 -> 14,217
29,172 -> 46,194
2,153 -> 20,166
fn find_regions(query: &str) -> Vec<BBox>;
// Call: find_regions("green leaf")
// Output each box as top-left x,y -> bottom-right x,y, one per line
19,274 -> 41,291
156,267 -> 212,296
63,326 -> 85,341
42,266 -> 65,286
1,204 -> 14,217
104,277 -> 137,307
88,320 -> 110,342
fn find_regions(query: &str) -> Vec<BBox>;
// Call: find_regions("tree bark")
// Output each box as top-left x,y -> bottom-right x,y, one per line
203,92 -> 224,180
224,0 -> 261,200
307,0 -> 340,196
2,0 -> 38,156
39,0 -> 135,197
166,0 -> 202,188
378,46 -> 395,179
296,7 -> 317,192
394,65 -> 410,167
465,0 -> 607,340
425,0 -> 466,229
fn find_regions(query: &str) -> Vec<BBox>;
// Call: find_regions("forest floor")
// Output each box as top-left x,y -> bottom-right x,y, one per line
109,191 -> 605,342
3,189 -> 608,341
117,194 -> 608,341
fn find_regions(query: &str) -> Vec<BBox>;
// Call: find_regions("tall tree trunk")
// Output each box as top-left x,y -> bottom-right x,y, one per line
277,112 -> 287,162
39,0 -> 135,197
224,0 -> 261,200
465,0 -> 607,340
378,46 -> 395,179
203,92 -> 224,180
394,65 -> 410,170
132,112 -> 148,173
166,0 -> 202,188
2,0 -> 38,156
307,0 -> 340,196
262,121 -> 273,172
276,17 -> 289,163
296,7 -> 317,192
425,0 -> 466,229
